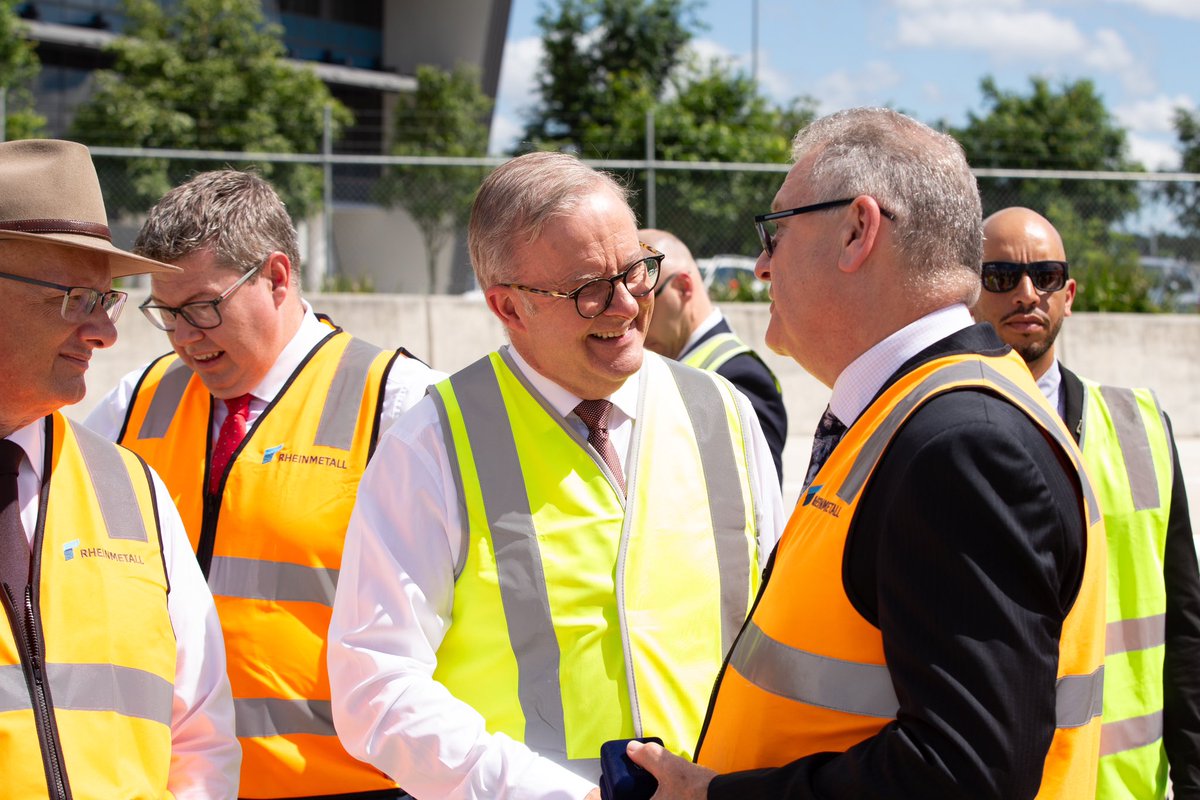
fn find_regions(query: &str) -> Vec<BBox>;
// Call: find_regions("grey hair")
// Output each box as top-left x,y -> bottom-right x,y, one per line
468,151 -> 634,288
134,169 -> 301,284
791,108 -> 982,304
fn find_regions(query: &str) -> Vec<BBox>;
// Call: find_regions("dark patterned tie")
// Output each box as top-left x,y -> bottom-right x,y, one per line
575,399 -> 626,494
210,394 -> 252,495
801,405 -> 847,494
0,440 -> 30,596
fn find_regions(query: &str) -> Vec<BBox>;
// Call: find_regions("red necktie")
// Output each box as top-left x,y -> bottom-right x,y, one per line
209,394 -> 251,495
575,399 -> 626,495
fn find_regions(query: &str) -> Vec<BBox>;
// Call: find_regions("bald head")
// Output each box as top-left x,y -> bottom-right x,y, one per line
972,207 -> 1076,379
639,228 -> 713,358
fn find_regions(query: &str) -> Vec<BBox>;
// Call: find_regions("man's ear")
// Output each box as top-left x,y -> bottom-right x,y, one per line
1063,278 -> 1077,317
676,272 -> 695,300
485,285 -> 528,333
837,197 -> 886,275
266,252 -> 291,305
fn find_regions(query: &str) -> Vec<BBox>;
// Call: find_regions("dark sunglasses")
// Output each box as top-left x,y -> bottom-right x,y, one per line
981,260 -> 1069,293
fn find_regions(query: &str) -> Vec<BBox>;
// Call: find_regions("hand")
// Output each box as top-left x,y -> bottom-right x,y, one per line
626,739 -> 716,800
584,789 -> 602,800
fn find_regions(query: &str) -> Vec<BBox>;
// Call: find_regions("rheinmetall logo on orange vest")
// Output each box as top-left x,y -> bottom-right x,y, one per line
802,485 -> 842,518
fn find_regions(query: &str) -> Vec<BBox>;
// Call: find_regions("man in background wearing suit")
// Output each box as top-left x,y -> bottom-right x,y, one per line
640,228 -> 787,482
972,206 -> 1200,800
628,107 -> 1108,799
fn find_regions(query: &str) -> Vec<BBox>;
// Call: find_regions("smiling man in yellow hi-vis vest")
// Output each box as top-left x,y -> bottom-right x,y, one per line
972,206 -> 1200,800
629,108 -> 1109,800
327,151 -> 784,800
85,170 -> 445,800
0,139 -> 240,798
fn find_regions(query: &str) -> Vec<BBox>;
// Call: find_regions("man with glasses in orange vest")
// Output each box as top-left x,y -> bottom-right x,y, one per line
328,151 -> 783,800
0,139 -> 240,798
85,170 -> 444,799
972,206 -> 1200,799
629,108 -> 1108,799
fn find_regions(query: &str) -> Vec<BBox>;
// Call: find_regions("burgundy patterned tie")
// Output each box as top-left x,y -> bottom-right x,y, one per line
0,440 -> 30,595
209,394 -> 251,495
575,399 -> 626,494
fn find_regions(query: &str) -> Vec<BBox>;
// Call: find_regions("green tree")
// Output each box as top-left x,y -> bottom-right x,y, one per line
373,64 -> 492,292
1046,200 -> 1158,312
0,0 -> 45,139
69,0 -> 352,219
953,77 -> 1142,225
1164,107 -> 1200,242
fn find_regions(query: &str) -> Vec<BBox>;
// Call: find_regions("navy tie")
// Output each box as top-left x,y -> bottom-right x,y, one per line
0,440 -> 30,597
801,405 -> 847,494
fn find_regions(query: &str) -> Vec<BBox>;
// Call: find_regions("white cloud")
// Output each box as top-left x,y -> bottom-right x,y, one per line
897,9 -> 1087,53
891,0 -> 1022,9
1127,133 -> 1182,171
1109,0 -> 1200,20
683,38 -> 793,104
488,36 -> 544,155
811,61 -> 905,113
1114,93 -> 1195,135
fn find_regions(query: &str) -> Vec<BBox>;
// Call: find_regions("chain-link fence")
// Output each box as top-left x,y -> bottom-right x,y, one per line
85,146 -> 1200,311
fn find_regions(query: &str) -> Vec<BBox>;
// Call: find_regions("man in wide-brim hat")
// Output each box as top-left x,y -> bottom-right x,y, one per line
0,139 -> 241,798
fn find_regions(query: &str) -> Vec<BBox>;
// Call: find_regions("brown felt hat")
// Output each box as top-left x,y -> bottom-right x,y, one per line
0,139 -> 178,277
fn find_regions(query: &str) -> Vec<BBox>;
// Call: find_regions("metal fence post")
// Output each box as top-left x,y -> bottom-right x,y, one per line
645,106 -> 656,229
323,103 -> 334,284
1,87 -> 7,143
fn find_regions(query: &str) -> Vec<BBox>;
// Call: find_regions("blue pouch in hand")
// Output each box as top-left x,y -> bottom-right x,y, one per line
599,737 -> 662,800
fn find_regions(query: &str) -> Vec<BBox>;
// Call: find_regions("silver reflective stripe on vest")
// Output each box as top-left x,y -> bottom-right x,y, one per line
1097,385 -> 1161,512
314,337 -> 383,450
731,620 -> 1104,728
1106,613 -> 1167,657
730,620 -> 898,718
234,697 -> 335,738
428,388 -> 472,579
0,663 -> 171,724
208,555 -> 338,606
1056,666 -> 1105,727
694,336 -> 747,372
1100,710 -> 1163,756
441,356 -> 569,763
71,422 -> 148,543
666,361 -> 751,655
836,359 -> 1101,524
137,358 -> 192,440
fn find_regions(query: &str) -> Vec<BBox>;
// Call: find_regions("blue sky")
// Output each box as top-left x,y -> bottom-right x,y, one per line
490,0 -> 1199,170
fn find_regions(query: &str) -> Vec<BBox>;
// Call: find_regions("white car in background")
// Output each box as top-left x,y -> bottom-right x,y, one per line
697,254 -> 767,298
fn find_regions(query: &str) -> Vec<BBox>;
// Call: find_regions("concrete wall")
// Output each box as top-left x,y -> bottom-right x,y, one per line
65,296 -> 1200,521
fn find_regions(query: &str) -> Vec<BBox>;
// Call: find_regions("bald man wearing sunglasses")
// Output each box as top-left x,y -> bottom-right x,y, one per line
972,206 -> 1200,800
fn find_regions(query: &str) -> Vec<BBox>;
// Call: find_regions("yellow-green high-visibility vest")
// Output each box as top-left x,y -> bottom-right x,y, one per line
683,332 -> 781,392
1082,381 -> 1175,800
428,348 -> 762,782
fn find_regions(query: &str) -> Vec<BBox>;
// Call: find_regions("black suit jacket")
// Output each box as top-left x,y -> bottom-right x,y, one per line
708,323 -> 1092,800
682,318 -> 787,482
1059,363 -> 1200,798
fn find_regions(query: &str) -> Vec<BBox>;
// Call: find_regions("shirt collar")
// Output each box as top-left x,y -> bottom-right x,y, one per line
679,308 -> 724,358
831,303 -> 974,426
6,418 -> 45,482
505,344 -> 641,422
244,301 -> 330,403
1039,359 -> 1064,416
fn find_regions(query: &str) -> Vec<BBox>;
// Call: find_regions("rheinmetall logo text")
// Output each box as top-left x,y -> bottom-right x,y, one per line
70,546 -> 145,565
273,452 -> 348,469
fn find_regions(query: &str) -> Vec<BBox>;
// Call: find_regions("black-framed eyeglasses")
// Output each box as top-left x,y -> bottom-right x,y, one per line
501,243 -> 665,319
0,270 -> 128,323
754,198 -> 897,256
653,272 -> 678,297
981,260 -> 1069,294
139,261 -> 262,332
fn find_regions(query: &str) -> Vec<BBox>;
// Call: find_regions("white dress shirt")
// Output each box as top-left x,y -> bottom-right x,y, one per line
5,421 -> 241,799
830,304 -> 975,427
84,302 -> 446,441
1039,359 -> 1065,418
677,308 -> 725,358
327,345 -> 784,800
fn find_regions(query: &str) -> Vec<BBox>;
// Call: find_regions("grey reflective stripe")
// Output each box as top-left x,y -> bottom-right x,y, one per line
1056,666 -> 1105,728
696,337 -> 747,371
0,663 -> 30,712
71,421 -> 148,543
732,620 -> 1104,729
137,358 -> 192,439
428,387 -> 471,579
1100,710 -> 1163,756
234,697 -> 335,738
730,620 -> 899,718
208,555 -> 338,606
441,356 -> 569,762
314,337 -> 383,450
837,359 -> 1101,524
0,663 -> 172,724
1098,385 -> 1161,512
561,758 -> 602,781
666,360 -> 751,655
1106,613 -> 1167,657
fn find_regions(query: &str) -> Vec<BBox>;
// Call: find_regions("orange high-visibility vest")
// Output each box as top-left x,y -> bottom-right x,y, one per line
697,351 -> 1107,799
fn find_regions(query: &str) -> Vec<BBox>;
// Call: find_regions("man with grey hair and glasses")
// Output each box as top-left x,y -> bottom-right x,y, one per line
85,169 -> 443,799
0,139 -> 239,797
327,151 -> 783,800
628,108 -> 1108,799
